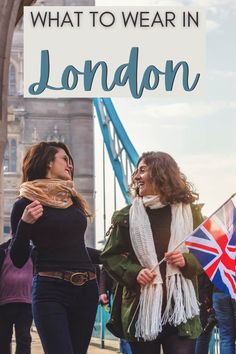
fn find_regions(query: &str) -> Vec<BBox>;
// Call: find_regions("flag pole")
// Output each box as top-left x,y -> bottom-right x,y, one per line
156,193 -> 236,268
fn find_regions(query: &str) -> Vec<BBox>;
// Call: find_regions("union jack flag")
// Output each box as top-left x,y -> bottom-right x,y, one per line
185,197 -> 236,299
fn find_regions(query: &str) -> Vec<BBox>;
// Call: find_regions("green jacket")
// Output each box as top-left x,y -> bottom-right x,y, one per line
100,204 -> 204,341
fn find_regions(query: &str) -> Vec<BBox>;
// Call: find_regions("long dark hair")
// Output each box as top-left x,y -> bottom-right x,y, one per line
22,141 -> 73,182
131,151 -> 198,204
21,141 -> 91,217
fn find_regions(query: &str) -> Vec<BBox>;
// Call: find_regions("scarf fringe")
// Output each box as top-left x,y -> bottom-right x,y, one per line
162,274 -> 199,327
135,284 -> 163,341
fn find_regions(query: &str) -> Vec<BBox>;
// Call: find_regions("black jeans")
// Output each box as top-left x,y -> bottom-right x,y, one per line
32,275 -> 99,354
129,325 -> 196,354
0,302 -> 32,354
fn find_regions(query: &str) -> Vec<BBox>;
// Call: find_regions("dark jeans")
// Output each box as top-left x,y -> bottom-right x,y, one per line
120,338 -> 132,354
213,292 -> 236,354
32,275 -> 99,354
0,302 -> 32,354
129,330 -> 196,354
195,330 -> 213,354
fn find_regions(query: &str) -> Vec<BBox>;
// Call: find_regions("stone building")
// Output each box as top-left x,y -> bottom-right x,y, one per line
3,0 -> 96,246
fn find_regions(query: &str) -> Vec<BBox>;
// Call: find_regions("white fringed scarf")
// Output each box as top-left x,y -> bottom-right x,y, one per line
129,196 -> 199,341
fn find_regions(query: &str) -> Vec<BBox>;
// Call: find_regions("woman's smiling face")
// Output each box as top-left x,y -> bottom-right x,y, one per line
46,148 -> 73,180
134,159 -> 158,196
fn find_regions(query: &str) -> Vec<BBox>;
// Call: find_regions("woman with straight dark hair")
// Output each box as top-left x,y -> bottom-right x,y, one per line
101,151 -> 203,354
10,141 -> 99,354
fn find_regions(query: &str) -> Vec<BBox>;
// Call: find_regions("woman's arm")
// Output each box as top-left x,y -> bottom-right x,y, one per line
181,252 -> 202,278
180,203 -> 205,278
10,199 -> 33,268
100,219 -> 143,289
87,247 -> 101,264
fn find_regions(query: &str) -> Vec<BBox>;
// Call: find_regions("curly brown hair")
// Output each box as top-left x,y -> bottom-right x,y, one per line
131,151 -> 198,204
21,141 -> 91,217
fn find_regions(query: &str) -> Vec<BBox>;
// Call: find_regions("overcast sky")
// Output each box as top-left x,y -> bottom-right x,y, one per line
93,0 -> 236,243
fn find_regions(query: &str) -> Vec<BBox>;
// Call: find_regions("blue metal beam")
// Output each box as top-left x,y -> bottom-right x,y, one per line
93,98 -> 139,204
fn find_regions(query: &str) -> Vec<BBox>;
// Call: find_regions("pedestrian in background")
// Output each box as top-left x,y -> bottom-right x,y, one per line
0,238 -> 34,354
213,288 -> 236,354
99,267 -> 132,354
195,271 -> 216,354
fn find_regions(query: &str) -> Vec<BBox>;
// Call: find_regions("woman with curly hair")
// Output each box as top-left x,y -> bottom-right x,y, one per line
101,151 -> 203,354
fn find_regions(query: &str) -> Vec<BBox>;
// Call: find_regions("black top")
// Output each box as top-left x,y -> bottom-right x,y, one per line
146,204 -> 171,277
10,197 -> 96,273
146,204 -> 172,310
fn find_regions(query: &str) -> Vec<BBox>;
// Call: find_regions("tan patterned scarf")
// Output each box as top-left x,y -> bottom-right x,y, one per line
19,179 -> 78,208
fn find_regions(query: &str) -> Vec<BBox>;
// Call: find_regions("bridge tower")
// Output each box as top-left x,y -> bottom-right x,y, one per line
2,0 -> 96,246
